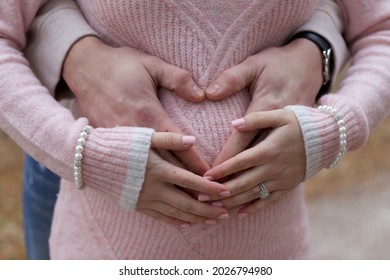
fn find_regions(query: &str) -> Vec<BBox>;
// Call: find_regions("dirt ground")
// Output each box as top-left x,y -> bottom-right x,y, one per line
1,115 -> 390,259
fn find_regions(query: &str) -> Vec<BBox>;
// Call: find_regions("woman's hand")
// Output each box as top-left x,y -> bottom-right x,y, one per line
203,109 -> 306,217
62,36 -> 209,175
137,132 -> 230,227
206,38 -> 323,167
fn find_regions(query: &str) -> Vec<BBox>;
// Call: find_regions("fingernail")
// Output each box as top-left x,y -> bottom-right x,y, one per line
212,201 -> 224,207
180,224 -> 190,230
205,219 -> 217,225
203,176 -> 214,181
208,84 -> 220,95
231,118 -> 245,128
192,85 -> 204,98
182,135 -> 195,146
219,190 -> 230,197
218,213 -> 230,220
238,213 -> 248,219
198,194 -> 210,201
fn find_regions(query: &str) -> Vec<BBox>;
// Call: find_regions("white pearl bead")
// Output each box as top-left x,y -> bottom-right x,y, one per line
317,105 -> 347,168
74,125 -> 93,191
75,153 -> 82,161
337,120 -> 345,127
78,138 -> 86,146
75,145 -> 83,153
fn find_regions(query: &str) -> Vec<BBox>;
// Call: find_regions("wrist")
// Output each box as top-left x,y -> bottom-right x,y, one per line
62,36 -> 104,88
284,38 -> 324,102
288,32 -> 334,100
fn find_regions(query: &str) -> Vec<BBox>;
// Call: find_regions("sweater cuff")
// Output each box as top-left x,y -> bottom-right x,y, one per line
286,97 -> 366,180
25,0 -> 99,95
81,127 -> 154,211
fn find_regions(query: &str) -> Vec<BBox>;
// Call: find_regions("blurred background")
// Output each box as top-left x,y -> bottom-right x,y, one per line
1,115 -> 390,259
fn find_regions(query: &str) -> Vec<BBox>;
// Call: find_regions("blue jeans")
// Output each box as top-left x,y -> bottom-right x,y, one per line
22,154 -> 60,260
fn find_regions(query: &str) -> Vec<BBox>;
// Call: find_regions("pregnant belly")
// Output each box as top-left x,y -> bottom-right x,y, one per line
159,89 -> 251,164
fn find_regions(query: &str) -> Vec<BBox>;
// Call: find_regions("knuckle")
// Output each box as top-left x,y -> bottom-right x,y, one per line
230,179 -> 249,195
267,162 -> 287,178
222,71 -> 240,86
167,208 -> 182,219
234,158 -> 249,172
247,187 -> 260,202
178,200 -> 193,212
261,144 -> 280,160
163,133 -> 176,147
243,55 -> 257,67
181,178 -> 197,191
174,69 -> 191,85
134,102 -> 157,126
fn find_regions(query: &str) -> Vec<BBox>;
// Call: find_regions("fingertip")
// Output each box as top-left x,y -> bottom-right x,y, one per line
180,223 -> 191,230
219,190 -> 230,197
198,194 -> 210,202
205,83 -> 221,100
182,135 -> 196,147
211,201 -> 224,207
231,117 -> 245,128
238,212 -> 249,219
191,85 -> 205,102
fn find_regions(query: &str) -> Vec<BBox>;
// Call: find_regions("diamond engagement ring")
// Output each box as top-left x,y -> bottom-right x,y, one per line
258,182 -> 270,200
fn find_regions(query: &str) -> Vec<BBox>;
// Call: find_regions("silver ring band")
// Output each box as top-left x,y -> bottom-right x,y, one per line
258,182 -> 270,200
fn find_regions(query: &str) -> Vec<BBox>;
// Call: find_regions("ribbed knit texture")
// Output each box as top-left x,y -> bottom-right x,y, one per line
49,0 -> 316,259
77,0 -> 316,164
3,0 -> 390,260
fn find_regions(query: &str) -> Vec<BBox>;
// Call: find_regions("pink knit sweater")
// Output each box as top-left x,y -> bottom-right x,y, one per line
1,0 -> 390,259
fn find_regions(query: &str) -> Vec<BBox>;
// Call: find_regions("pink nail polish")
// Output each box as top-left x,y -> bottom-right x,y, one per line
231,118 -> 245,128
180,224 -> 190,230
238,213 -> 249,219
218,213 -> 230,220
219,190 -> 230,197
203,176 -> 214,181
182,136 -> 195,146
212,201 -> 224,207
198,194 -> 210,201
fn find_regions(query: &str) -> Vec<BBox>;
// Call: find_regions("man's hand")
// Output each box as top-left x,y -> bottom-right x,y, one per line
62,36 -> 209,174
205,38 -> 323,166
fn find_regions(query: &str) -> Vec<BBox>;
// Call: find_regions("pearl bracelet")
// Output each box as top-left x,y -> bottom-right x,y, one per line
74,125 -> 93,190
317,105 -> 347,168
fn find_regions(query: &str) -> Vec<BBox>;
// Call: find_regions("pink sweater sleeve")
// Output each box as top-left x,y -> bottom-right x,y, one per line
0,0 -> 153,210
287,0 -> 390,180
25,0 -> 99,94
